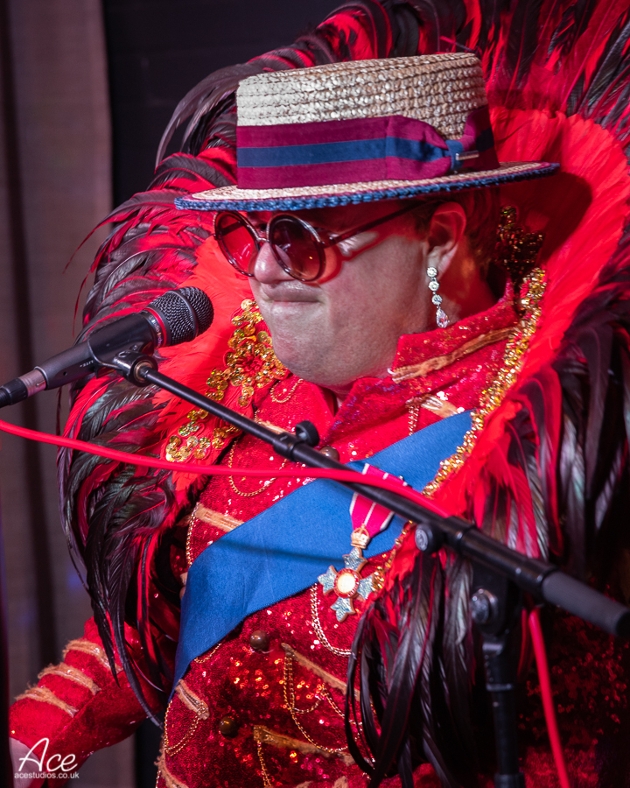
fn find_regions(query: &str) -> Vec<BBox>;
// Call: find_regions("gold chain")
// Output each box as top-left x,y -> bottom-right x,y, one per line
256,738 -> 275,788
226,441 -> 288,498
163,713 -> 201,757
310,585 -> 352,657
269,376 -> 302,404
162,641 -> 223,756
318,683 -> 345,718
282,648 -> 348,754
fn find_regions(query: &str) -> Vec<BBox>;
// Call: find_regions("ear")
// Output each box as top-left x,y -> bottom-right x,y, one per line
425,203 -> 467,275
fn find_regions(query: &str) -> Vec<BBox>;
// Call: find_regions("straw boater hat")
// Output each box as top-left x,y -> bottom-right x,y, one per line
176,53 -> 558,212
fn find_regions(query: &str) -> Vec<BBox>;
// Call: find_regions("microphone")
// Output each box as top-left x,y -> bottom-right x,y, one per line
0,287 -> 213,408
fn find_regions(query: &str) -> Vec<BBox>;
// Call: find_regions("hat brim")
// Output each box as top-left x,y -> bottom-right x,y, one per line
175,161 -> 559,212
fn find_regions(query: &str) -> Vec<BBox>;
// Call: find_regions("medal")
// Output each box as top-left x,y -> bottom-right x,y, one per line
317,465 -> 404,622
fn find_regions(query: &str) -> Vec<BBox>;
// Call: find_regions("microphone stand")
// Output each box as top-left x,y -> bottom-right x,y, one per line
106,350 -> 630,787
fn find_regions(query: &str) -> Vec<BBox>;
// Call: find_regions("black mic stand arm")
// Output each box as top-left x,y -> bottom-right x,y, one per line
109,350 -> 630,788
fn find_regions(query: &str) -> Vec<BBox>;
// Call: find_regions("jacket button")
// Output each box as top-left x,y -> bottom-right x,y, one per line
319,445 -> 340,461
249,630 -> 270,652
218,715 -> 239,737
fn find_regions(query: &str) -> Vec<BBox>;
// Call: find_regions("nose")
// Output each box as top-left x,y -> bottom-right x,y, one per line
250,241 -> 293,284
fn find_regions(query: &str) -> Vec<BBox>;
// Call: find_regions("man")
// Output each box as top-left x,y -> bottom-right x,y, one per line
10,2 -> 630,787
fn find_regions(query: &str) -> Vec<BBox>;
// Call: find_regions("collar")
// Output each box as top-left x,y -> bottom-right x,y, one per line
322,294 -> 519,442
389,294 -> 518,384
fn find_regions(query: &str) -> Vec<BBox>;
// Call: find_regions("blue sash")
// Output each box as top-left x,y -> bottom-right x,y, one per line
173,411 -> 471,688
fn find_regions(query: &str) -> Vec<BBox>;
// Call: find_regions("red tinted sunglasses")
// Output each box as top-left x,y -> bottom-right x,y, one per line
213,202 -> 422,283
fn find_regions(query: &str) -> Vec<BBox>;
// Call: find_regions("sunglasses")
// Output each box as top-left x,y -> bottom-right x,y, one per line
213,201 -> 422,283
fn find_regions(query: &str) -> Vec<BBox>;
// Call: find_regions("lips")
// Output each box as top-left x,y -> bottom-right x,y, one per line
256,282 -> 320,303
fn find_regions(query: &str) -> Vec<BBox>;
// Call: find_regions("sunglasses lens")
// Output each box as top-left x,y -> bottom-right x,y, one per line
215,213 -> 258,275
269,217 -> 323,281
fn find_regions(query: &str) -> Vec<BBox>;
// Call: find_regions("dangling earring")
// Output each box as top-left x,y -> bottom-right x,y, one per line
427,265 -> 449,328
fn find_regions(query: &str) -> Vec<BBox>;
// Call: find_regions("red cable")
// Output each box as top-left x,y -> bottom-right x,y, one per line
528,607 -> 571,788
0,416 -> 571,787
0,417 -> 450,519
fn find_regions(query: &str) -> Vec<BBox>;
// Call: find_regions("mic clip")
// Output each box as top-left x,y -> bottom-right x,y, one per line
105,351 -> 158,387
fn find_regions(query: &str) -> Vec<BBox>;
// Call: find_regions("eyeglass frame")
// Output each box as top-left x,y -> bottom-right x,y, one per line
213,200 -> 425,283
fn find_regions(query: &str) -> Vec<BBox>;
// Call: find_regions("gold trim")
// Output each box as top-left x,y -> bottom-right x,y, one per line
192,642 -> 222,665
38,662 -> 100,695
281,643 -> 356,698
62,638 -> 121,672
227,441 -> 288,498
391,326 -> 515,383
156,751 -> 189,788
282,645 -> 352,755
15,686 -> 78,717
191,504 -> 243,532
186,505 -> 244,568
174,680 -> 209,720
422,268 -> 546,496
253,726 -> 354,765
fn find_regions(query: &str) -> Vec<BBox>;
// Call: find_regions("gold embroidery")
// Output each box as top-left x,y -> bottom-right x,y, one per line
16,686 -> 78,717
192,642 -> 222,664
165,433 -> 214,464
422,267 -> 546,496
408,392 -> 466,431
156,751 -> 189,788
391,325 -> 515,383
255,733 -> 275,788
420,394 -> 463,420
38,662 -> 100,695
208,299 -> 287,407
62,638 -> 121,672
163,715 -> 201,758
165,300 -> 286,462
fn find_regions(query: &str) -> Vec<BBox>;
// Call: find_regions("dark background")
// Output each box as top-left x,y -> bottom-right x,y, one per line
103,0 -> 342,205
100,1 -> 341,783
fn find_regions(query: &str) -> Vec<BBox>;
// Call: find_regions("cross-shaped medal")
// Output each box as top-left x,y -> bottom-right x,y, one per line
317,545 -> 374,622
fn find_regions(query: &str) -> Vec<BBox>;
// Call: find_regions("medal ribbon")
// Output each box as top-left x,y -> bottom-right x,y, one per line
349,465 -> 407,542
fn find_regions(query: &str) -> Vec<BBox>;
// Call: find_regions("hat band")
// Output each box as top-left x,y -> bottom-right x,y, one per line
236,106 -> 498,190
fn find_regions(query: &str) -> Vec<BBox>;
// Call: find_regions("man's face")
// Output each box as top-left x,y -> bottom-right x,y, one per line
248,201 -> 433,396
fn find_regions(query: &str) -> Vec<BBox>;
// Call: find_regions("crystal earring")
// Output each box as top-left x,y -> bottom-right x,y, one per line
427,265 -> 449,328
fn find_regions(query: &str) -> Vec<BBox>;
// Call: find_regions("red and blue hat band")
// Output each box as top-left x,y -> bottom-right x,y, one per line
236,106 -> 498,189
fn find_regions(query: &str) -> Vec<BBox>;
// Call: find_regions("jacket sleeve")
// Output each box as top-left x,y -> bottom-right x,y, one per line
9,617 -> 151,777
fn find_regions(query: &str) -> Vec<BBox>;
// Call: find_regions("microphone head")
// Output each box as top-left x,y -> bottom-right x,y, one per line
147,287 -> 214,345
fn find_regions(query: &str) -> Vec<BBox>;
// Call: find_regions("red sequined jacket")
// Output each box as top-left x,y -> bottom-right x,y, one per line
10,292 -> 630,788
